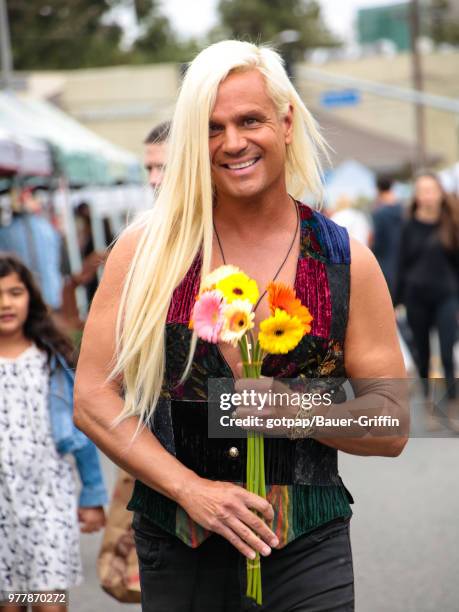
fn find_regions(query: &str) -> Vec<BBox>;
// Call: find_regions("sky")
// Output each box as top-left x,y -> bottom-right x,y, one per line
160,0 -> 403,42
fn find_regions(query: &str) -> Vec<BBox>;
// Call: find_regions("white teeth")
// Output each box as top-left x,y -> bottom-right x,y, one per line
227,158 -> 257,170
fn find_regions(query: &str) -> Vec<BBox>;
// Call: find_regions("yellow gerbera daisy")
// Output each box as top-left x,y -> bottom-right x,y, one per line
201,265 -> 241,292
220,300 -> 255,346
258,309 -> 304,354
216,272 -> 259,305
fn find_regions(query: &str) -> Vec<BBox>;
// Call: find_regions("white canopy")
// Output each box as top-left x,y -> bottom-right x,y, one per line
0,127 -> 52,176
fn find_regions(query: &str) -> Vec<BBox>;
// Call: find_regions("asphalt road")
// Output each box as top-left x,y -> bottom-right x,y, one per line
70,435 -> 459,612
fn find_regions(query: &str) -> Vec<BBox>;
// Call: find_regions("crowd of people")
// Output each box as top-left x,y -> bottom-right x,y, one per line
0,38 -> 457,612
331,173 -> 459,431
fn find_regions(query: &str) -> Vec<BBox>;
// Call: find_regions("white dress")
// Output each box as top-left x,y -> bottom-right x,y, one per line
0,345 -> 83,596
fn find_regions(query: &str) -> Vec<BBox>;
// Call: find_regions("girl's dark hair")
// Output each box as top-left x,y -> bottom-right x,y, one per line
409,172 -> 459,251
0,253 -> 76,367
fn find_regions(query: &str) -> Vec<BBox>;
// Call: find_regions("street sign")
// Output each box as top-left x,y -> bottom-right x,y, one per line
320,89 -> 361,108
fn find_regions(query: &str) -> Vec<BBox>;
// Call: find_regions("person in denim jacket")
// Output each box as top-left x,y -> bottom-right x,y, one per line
0,253 -> 107,612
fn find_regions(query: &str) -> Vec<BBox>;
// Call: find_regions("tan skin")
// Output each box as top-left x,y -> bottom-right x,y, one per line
74,69 -> 407,563
0,274 -> 105,612
144,142 -> 167,189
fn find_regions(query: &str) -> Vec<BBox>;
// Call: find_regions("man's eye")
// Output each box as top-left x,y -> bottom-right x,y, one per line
244,118 -> 259,126
209,124 -> 222,135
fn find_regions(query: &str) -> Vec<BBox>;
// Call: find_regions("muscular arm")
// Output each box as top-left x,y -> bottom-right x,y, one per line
314,238 -> 409,456
74,231 -> 278,558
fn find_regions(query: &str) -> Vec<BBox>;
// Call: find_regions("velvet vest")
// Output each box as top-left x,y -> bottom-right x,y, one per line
127,202 -> 353,548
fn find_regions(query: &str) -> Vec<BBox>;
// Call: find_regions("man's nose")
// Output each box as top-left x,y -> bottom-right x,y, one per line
149,168 -> 164,189
222,126 -> 247,155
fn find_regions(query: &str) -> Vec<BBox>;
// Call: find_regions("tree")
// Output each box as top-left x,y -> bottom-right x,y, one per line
130,1 -> 201,63
8,0 -> 127,69
429,0 -> 459,45
7,0 -> 200,70
215,0 -> 339,57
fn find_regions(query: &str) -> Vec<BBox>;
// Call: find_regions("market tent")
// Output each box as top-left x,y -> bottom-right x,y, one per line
0,92 -> 142,185
324,159 -> 376,207
0,127 -> 52,176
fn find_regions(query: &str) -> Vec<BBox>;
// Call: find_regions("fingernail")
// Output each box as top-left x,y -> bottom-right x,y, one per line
270,537 -> 279,547
261,546 -> 271,556
249,551 -> 256,560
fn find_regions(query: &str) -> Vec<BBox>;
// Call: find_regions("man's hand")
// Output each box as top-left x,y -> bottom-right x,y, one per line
177,478 -> 279,559
78,506 -> 106,533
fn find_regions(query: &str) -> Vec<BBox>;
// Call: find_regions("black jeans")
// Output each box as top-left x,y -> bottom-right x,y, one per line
132,512 -> 354,612
405,290 -> 458,399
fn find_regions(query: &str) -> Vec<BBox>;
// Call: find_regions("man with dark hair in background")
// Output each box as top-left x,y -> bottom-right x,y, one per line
371,175 -> 404,303
143,121 -> 171,189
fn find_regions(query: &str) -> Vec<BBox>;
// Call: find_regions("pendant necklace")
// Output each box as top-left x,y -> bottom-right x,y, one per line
212,197 -> 300,312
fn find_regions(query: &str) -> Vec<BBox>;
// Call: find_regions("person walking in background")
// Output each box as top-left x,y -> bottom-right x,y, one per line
143,121 -> 170,190
396,173 -> 459,431
371,175 -> 404,303
370,176 -> 415,374
73,202 -> 113,306
0,254 -> 107,612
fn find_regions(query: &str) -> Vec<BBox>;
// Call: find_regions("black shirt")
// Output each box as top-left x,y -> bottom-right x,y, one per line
396,217 -> 459,304
372,203 -> 403,301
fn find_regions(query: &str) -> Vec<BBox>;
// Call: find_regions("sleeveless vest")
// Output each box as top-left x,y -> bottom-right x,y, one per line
127,203 -> 353,548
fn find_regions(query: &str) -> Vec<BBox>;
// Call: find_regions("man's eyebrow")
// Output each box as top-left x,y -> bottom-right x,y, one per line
210,109 -> 267,123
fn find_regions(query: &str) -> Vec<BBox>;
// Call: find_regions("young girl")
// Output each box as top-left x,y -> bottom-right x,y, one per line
0,253 -> 108,612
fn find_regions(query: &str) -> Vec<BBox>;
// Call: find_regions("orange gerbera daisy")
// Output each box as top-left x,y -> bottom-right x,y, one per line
267,282 -> 313,334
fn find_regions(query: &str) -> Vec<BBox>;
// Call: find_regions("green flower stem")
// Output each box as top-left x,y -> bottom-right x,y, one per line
240,332 -> 265,605
260,432 -> 266,498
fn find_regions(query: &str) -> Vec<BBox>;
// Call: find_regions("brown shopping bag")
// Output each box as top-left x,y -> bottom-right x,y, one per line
97,469 -> 141,603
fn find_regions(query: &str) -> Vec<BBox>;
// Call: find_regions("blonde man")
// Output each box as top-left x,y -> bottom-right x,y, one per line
75,41 -> 407,611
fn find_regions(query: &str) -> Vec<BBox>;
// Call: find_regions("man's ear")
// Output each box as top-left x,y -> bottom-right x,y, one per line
284,104 -> 294,145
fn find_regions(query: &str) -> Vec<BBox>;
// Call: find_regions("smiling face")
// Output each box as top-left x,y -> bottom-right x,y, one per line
208,69 -> 293,203
0,272 -> 29,338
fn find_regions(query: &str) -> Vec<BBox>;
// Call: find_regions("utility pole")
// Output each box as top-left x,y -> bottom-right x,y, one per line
0,0 -> 13,90
410,0 -> 427,171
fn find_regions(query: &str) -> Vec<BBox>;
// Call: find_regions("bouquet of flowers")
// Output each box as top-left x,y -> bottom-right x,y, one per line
191,265 -> 313,605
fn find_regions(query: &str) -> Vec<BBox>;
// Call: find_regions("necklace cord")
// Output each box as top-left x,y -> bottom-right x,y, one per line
212,197 -> 300,311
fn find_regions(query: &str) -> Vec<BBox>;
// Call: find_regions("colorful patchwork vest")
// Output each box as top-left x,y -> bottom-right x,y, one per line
127,202 -> 353,548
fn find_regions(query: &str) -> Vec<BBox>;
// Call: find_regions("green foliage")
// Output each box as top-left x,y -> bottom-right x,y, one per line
7,0 -> 199,69
7,0 -> 341,70
429,0 -> 459,45
8,0 -> 127,69
130,2 -> 201,63
215,0 -> 340,56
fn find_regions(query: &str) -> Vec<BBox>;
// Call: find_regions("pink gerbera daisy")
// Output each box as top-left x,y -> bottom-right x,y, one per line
192,290 -> 225,343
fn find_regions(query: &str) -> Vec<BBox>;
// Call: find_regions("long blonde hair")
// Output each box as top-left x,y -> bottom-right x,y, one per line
112,40 -> 328,432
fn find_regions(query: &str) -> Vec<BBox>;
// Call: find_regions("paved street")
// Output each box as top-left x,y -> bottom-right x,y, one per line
70,435 -> 459,612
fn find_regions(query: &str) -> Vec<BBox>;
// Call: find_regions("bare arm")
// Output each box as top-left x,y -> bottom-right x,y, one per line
74,231 -> 278,558
314,238 -> 408,456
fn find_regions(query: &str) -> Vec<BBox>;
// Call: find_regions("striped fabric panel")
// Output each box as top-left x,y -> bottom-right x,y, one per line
295,256 -> 332,338
166,256 -> 201,324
